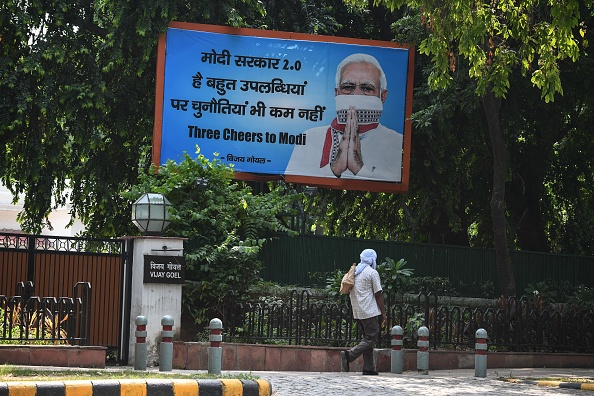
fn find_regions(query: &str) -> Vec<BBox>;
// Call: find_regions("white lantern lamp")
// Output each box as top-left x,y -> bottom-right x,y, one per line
131,193 -> 172,236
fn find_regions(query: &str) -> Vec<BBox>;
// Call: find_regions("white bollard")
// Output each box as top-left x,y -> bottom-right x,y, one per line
417,326 -> 429,374
391,325 -> 404,374
475,328 -> 488,378
208,318 -> 223,375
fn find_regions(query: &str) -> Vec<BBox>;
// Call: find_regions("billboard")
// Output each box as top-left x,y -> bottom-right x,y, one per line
153,22 -> 414,193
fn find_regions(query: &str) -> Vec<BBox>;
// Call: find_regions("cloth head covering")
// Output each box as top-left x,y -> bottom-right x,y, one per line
355,248 -> 378,276
360,248 -> 377,268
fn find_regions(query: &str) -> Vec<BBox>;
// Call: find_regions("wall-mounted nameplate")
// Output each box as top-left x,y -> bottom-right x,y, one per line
143,255 -> 186,284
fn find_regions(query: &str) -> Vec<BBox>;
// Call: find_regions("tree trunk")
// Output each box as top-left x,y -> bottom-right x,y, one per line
482,88 -> 516,297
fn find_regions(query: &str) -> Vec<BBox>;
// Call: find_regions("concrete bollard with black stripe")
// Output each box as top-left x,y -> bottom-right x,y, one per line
0,378 -> 273,396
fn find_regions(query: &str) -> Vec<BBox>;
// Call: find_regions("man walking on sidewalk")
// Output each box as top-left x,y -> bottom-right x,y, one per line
341,248 -> 387,375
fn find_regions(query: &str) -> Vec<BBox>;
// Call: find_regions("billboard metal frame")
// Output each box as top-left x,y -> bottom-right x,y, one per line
153,22 -> 415,193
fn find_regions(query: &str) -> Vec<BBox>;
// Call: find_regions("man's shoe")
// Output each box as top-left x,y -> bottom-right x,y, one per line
362,370 -> 379,375
340,350 -> 350,372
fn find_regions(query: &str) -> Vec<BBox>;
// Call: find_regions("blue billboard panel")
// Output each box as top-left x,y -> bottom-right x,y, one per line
154,23 -> 414,193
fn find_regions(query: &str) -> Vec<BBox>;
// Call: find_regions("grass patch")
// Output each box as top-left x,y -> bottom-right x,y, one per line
0,365 -> 259,382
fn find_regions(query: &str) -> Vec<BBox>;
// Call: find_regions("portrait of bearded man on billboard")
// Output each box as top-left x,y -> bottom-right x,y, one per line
285,53 -> 403,182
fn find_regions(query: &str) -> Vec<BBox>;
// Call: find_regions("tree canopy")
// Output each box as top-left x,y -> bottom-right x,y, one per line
124,147 -> 299,322
0,0 -> 397,236
317,0 -> 592,295
2,0 -> 594,297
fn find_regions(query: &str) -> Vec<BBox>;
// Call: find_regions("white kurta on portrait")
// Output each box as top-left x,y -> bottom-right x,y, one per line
285,124 -> 403,182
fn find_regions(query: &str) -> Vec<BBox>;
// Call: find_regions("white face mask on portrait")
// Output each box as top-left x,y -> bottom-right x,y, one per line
335,95 -> 383,125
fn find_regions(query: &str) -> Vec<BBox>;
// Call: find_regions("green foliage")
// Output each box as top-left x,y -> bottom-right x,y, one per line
406,276 -> 459,296
182,237 -> 264,324
455,279 -> 495,299
355,0 -> 589,297
376,257 -> 414,297
124,148 -> 299,325
567,285 -> 594,310
382,0 -> 583,102
478,279 -> 495,299
402,312 -> 424,347
0,304 -> 68,345
231,294 -> 290,345
307,270 -> 336,287
523,281 -> 559,303
324,267 -> 493,299
0,0 -> 293,236
0,0 -> 165,236
324,257 -> 413,300
309,3 -> 594,260
325,269 -> 348,300
246,280 -> 299,300
523,279 -> 594,309
3,0 -> 594,272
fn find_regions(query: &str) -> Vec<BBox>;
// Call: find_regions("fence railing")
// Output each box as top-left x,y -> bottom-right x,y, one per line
224,290 -> 594,353
0,282 -> 91,345
1,232 -> 127,359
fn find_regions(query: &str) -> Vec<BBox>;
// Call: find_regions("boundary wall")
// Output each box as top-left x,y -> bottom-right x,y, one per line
2,343 -> 594,372
172,342 -> 594,372
0,345 -> 106,368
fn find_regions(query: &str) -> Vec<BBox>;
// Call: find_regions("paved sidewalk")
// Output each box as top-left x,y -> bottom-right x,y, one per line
3,366 -> 594,395
255,368 -> 594,395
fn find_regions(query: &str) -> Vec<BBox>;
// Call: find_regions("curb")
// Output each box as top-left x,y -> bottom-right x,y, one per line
503,378 -> 594,391
0,378 -> 272,396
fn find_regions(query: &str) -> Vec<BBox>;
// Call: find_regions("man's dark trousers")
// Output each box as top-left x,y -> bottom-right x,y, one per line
348,315 -> 381,372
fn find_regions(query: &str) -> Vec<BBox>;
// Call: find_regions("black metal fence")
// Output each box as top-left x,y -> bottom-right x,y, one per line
0,281 -> 91,345
1,232 -> 129,361
226,290 -> 356,347
224,290 -> 594,353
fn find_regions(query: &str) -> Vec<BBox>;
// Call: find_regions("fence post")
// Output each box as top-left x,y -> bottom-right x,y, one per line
209,318 -> 223,375
475,328 -> 488,378
134,316 -> 148,370
391,325 -> 404,374
159,315 -> 174,372
417,326 -> 429,374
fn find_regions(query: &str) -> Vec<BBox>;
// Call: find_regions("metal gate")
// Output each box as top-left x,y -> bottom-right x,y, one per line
0,232 -> 132,364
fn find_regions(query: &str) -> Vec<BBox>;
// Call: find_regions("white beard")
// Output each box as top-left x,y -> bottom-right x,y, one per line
335,95 -> 383,125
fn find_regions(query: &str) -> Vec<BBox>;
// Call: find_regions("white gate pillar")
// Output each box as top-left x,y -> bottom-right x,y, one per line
126,236 -> 185,367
